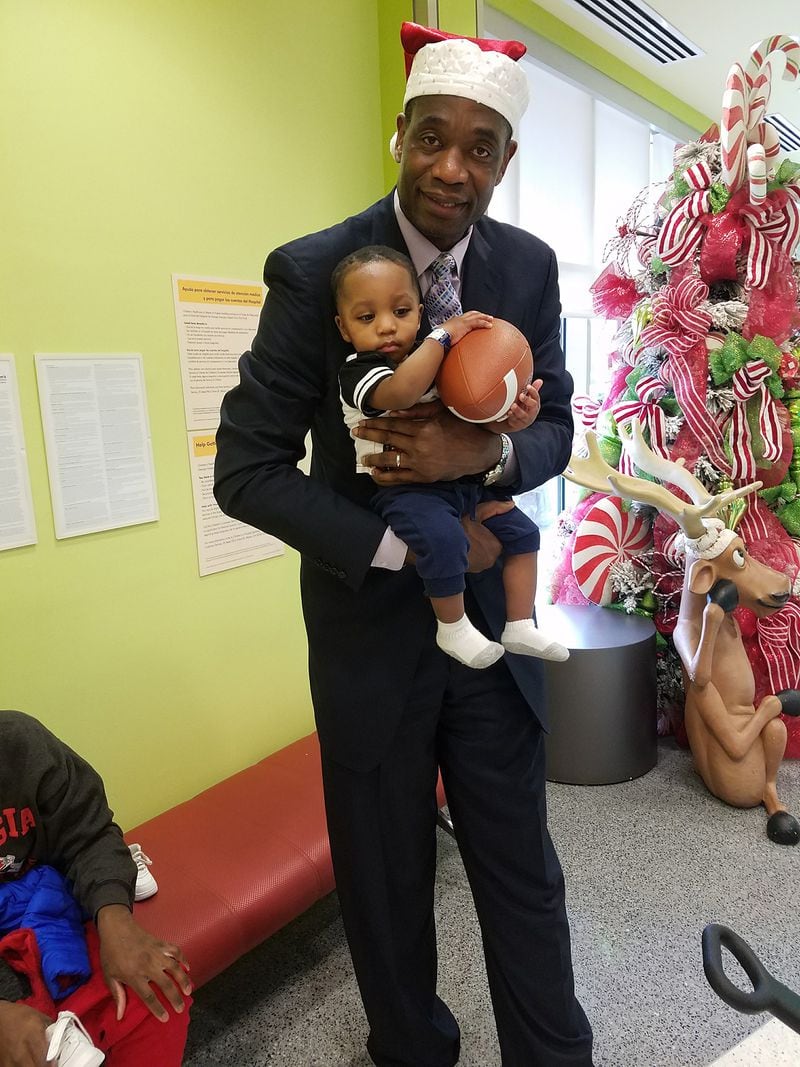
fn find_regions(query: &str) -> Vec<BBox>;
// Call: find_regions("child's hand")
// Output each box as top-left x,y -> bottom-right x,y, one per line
503,379 -> 542,431
443,310 -> 493,346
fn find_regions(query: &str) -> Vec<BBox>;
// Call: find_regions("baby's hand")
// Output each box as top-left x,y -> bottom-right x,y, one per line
503,379 -> 542,431
443,310 -> 493,346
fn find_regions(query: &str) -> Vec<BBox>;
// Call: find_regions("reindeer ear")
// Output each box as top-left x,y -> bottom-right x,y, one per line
688,559 -> 716,596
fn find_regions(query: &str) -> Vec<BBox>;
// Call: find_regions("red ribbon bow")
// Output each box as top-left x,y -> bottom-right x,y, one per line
572,395 -> 601,431
757,600 -> 800,694
611,376 -> 669,476
656,162 -> 713,269
640,275 -> 712,357
727,359 -> 783,481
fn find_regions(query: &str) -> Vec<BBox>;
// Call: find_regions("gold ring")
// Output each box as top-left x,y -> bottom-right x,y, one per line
395,452 -> 401,468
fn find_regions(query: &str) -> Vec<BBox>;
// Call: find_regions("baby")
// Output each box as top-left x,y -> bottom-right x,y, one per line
335,245 -> 568,669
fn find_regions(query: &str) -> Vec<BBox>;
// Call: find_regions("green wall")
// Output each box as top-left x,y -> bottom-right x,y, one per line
0,0 -> 384,828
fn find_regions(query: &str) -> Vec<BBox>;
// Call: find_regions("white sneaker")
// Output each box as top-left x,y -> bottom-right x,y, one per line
128,842 -> 158,901
45,1011 -> 105,1067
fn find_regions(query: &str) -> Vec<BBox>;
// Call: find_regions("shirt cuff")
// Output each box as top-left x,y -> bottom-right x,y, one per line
371,527 -> 408,570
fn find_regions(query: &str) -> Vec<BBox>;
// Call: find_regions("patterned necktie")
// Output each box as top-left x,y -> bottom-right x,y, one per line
425,253 -> 463,326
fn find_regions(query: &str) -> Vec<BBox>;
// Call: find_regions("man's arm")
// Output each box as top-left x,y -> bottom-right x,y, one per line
215,247 -> 388,592
509,248 -> 574,492
35,736 -> 193,1021
37,738 -> 135,920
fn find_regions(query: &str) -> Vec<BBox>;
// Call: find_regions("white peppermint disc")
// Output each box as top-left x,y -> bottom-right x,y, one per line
572,497 -> 651,605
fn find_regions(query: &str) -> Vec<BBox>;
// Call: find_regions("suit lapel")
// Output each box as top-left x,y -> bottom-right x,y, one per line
370,192 -> 408,254
461,223 -> 500,316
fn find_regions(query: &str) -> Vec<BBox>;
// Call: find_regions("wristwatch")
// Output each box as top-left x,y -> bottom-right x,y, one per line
427,326 -> 451,351
482,433 -> 511,486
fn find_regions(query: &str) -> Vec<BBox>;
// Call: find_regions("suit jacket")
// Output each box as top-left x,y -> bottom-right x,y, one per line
215,192 -> 574,770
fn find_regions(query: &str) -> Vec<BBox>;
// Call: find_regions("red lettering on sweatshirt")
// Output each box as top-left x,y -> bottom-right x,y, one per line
0,807 -> 36,845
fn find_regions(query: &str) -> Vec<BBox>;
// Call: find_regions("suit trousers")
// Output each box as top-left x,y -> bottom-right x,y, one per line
320,635 -> 593,1067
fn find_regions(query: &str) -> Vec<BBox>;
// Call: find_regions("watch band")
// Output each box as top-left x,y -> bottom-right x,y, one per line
427,327 -> 451,351
482,433 -> 511,486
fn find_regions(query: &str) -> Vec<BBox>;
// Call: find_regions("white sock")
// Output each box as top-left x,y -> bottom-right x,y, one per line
436,615 -> 505,669
501,619 -> 569,661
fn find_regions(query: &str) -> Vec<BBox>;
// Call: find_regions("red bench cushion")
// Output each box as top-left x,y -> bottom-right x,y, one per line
126,733 -> 332,988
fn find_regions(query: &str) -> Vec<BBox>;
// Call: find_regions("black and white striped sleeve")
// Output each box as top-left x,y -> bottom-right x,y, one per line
338,351 -> 394,416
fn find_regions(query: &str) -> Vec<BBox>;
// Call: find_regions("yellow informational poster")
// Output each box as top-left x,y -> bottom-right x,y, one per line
173,273 -> 284,575
187,431 -> 283,576
35,354 -> 158,539
172,275 -> 266,431
0,355 -> 37,550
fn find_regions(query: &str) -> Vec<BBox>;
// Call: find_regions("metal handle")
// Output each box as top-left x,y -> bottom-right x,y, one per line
702,924 -> 800,1035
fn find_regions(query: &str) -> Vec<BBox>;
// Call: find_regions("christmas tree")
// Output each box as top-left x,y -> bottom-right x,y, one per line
550,35 -> 800,757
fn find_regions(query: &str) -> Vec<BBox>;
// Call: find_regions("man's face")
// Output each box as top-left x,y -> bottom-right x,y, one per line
395,95 -> 517,250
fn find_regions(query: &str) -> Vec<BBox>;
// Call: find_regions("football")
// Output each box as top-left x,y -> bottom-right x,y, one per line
436,319 -> 533,423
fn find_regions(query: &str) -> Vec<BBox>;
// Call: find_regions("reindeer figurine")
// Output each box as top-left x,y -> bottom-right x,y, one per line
565,420 -> 800,845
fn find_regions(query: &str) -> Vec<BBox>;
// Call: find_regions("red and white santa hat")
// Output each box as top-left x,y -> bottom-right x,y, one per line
398,22 -> 530,136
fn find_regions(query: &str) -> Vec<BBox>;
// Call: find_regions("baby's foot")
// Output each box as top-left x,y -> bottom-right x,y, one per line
437,616 -> 505,669
501,620 -> 569,661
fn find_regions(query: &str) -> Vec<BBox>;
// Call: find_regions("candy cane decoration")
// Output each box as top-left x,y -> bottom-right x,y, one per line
720,63 -> 749,193
720,36 -> 800,195
745,36 -> 800,174
747,143 -> 767,206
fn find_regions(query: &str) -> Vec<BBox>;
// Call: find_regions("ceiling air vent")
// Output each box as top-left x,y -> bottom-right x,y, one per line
765,113 -> 800,153
562,0 -> 704,65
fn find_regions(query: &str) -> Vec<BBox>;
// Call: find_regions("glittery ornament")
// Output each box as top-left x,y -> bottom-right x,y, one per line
717,476 -> 748,531
640,590 -> 659,615
777,498 -> 800,536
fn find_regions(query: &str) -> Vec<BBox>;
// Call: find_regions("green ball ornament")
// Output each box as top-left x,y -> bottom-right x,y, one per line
777,498 -> 800,537
595,409 -> 618,439
596,434 -> 622,468
640,590 -> 658,616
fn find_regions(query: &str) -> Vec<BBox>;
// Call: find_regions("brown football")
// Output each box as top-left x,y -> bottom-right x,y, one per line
436,319 -> 533,423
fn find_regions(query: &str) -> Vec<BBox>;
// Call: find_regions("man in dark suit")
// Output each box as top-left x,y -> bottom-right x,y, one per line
215,22 -> 593,1067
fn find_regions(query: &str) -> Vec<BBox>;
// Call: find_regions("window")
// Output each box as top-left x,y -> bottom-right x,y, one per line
485,33 -> 681,589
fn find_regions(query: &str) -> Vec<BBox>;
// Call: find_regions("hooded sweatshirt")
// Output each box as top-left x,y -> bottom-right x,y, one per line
0,710 -> 135,920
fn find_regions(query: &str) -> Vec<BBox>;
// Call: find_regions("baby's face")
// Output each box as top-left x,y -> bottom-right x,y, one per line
335,261 -> 422,362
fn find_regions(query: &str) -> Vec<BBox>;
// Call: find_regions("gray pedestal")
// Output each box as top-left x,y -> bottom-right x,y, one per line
537,603 -> 657,785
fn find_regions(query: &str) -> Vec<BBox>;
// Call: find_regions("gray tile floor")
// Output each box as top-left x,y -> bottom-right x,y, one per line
183,740 -> 800,1066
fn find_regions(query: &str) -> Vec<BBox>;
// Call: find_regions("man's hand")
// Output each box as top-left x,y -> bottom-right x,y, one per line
464,499 -> 514,572
353,400 -> 501,485
97,905 -> 192,1023
0,1001 -> 50,1067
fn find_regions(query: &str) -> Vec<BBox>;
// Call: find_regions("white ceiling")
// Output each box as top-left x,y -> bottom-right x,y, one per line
533,0 -> 800,139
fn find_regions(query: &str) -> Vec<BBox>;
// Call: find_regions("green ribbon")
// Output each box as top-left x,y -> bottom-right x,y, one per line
708,332 -> 784,398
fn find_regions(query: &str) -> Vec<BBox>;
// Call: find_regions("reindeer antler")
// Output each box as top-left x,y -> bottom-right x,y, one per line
618,421 -> 712,504
565,420 -> 762,540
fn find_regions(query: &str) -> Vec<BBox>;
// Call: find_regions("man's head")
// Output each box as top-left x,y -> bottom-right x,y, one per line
393,25 -> 530,250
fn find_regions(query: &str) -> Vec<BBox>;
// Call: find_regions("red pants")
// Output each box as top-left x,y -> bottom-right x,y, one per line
1,924 -> 190,1066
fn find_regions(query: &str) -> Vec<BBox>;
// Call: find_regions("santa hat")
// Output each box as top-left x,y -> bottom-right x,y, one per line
399,22 -> 529,135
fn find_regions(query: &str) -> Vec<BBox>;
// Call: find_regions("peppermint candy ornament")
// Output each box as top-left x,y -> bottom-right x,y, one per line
572,496 -> 652,605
